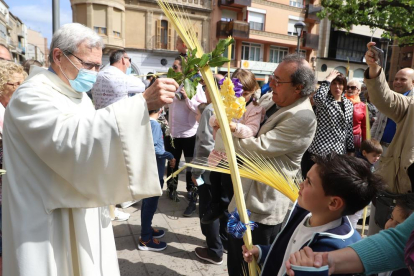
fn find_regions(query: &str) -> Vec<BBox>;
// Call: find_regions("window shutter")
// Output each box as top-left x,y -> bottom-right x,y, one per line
168,22 -> 172,50
156,19 -> 161,49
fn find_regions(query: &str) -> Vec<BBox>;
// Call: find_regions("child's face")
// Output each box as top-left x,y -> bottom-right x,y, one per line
298,164 -> 331,214
195,109 -> 202,123
362,150 -> 381,164
385,206 -> 406,229
242,91 -> 253,102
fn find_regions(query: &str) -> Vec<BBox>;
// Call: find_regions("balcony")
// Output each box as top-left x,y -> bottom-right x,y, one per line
302,32 -> 319,49
305,4 -> 322,23
216,20 -> 250,39
218,0 -> 251,7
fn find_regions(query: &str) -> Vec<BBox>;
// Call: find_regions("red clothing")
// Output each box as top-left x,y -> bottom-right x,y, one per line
352,102 -> 367,141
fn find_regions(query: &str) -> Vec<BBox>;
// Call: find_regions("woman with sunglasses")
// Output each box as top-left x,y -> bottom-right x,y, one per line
346,79 -> 367,150
0,60 -> 27,259
301,70 -> 354,179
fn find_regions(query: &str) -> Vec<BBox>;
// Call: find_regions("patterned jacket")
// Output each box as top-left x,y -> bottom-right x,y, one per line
308,81 -> 354,156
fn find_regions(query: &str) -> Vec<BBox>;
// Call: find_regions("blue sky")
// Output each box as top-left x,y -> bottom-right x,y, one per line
8,0 -> 72,47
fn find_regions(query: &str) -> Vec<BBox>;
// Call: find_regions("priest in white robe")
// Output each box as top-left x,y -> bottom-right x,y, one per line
2,23 -> 177,276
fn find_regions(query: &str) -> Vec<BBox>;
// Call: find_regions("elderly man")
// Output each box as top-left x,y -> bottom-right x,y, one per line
0,44 -> 12,61
2,23 -> 176,276
225,54 -> 317,275
365,42 -> 414,235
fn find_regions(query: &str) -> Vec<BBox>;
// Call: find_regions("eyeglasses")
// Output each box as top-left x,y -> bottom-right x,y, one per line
124,56 -> 131,63
6,82 -> 21,88
66,52 -> 101,71
172,65 -> 179,70
269,73 -> 292,87
347,86 -> 358,90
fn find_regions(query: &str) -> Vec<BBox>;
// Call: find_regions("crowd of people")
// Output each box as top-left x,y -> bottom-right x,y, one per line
0,23 -> 413,276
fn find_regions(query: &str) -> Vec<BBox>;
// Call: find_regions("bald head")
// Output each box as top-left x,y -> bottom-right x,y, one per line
393,68 -> 414,93
0,44 -> 12,61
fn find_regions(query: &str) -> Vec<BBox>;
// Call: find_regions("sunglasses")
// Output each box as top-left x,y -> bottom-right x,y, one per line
124,56 -> 131,63
172,65 -> 179,70
347,86 -> 358,90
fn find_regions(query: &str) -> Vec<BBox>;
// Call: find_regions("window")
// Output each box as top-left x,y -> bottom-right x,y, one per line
242,42 -> 262,61
248,11 -> 265,31
290,0 -> 303,8
94,26 -> 107,35
223,44 -> 235,60
113,31 -> 121,37
156,19 -> 172,49
287,18 -> 306,36
0,23 -> 6,39
160,20 -> 168,49
269,46 -> 288,63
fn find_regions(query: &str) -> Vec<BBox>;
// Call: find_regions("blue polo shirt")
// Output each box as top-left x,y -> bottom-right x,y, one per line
381,90 -> 411,143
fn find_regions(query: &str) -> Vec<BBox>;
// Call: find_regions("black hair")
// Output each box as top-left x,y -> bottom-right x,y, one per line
148,109 -> 160,115
312,153 -> 386,216
147,72 -> 154,80
109,49 -> 126,65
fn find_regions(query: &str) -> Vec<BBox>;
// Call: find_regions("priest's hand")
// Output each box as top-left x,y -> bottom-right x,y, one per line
143,78 -> 178,110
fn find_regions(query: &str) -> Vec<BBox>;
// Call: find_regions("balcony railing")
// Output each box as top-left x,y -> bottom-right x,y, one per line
302,32 -> 319,50
218,0 -> 251,7
216,20 -> 250,39
305,4 -> 322,22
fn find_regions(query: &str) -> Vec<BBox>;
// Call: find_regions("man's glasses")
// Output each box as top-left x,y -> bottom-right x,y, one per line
6,82 -> 22,88
172,65 -> 179,70
347,86 -> 358,90
67,52 -> 101,71
124,56 -> 131,63
269,73 -> 292,87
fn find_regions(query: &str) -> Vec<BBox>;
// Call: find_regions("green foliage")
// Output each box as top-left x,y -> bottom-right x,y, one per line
319,0 -> 414,45
167,37 -> 235,99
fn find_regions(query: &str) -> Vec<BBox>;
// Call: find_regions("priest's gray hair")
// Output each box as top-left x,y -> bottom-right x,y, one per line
48,23 -> 104,64
282,54 -> 316,97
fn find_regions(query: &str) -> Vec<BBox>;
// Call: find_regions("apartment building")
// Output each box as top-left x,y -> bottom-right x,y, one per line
71,0 -> 211,75
26,29 -> 48,66
70,0 -> 321,78
0,1 -> 27,64
211,0 -> 320,81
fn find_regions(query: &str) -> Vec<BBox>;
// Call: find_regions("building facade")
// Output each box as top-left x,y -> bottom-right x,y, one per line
211,0 -> 320,81
70,0 -> 211,75
0,1 -> 28,64
26,29 -> 48,66
314,19 -> 384,83
70,0 -> 321,79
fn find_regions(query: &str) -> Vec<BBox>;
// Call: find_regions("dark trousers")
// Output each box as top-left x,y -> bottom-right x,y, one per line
164,135 -> 196,191
141,158 -> 166,241
300,150 -> 315,180
198,184 -> 228,259
209,171 -> 234,212
227,222 -> 282,276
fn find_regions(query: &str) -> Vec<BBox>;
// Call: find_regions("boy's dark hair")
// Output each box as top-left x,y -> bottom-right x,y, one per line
361,139 -> 383,154
149,109 -> 160,115
312,153 -> 386,216
147,72 -> 154,79
396,195 -> 414,220
197,103 -> 208,115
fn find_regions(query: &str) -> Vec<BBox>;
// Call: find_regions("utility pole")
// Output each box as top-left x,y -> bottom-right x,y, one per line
52,0 -> 60,34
